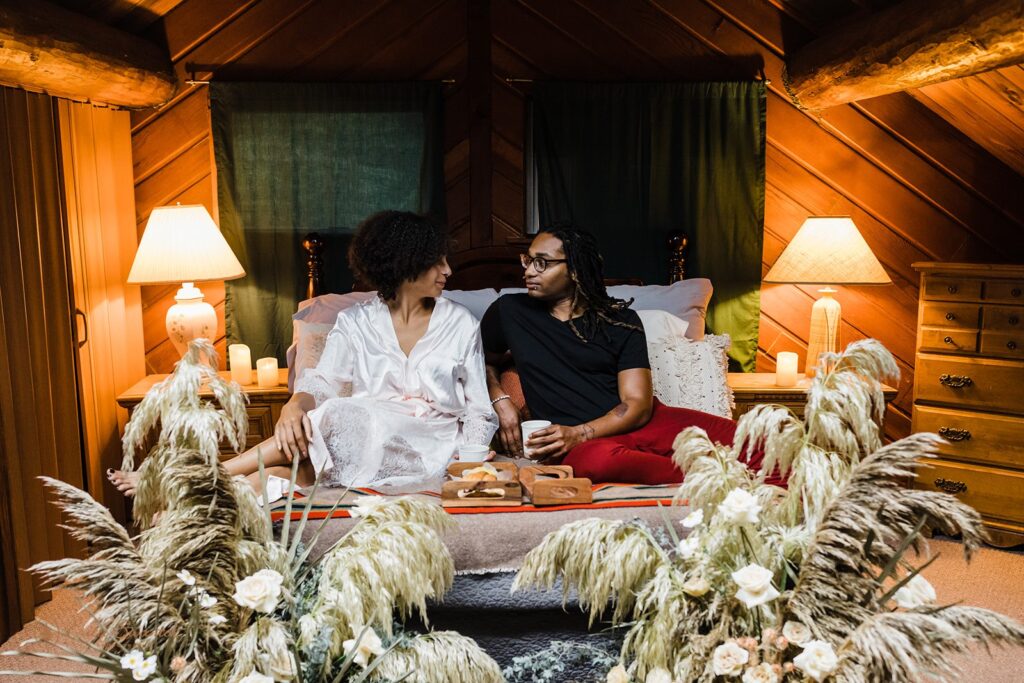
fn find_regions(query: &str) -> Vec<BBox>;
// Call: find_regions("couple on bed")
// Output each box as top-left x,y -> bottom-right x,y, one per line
111,210 -> 752,498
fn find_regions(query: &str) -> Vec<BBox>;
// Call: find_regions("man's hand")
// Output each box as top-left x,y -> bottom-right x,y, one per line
526,423 -> 589,460
493,399 -> 523,456
275,401 -> 313,462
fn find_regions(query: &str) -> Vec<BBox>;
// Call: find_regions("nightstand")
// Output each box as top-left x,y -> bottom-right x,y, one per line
116,369 -> 291,457
728,373 -> 897,420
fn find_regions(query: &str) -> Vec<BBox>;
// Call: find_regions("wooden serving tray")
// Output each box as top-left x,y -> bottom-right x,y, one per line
519,465 -> 592,506
442,462 -> 522,508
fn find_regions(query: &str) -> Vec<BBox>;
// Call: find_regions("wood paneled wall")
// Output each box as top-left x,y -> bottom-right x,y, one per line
133,0 -> 1024,442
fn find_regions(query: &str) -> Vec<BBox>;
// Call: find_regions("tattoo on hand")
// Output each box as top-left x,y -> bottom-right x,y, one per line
612,402 -> 629,417
580,423 -> 595,442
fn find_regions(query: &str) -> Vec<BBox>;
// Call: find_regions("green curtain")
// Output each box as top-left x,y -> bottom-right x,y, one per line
211,82 -> 445,362
533,82 -> 766,371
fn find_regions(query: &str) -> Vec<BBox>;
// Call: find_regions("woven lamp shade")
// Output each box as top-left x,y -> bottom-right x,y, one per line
763,217 -> 890,285
127,204 -> 244,285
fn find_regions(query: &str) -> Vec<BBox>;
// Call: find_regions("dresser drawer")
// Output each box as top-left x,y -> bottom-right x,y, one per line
920,327 -> 978,354
923,277 -> 983,302
912,404 -> 1024,470
980,331 -> 1024,359
922,302 -> 980,329
983,305 -> 1024,331
914,354 -> 1024,415
914,459 -> 1024,525
985,279 -> 1024,304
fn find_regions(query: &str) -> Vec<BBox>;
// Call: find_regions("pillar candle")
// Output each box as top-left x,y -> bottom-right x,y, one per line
776,351 -> 799,387
256,357 -> 279,388
228,344 -> 252,385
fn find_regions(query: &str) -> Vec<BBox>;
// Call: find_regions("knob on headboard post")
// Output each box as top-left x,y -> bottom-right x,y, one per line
667,231 -> 688,283
302,232 -> 324,299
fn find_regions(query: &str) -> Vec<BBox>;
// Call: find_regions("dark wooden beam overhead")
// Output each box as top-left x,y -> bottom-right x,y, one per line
783,0 -> 1024,109
0,0 -> 177,108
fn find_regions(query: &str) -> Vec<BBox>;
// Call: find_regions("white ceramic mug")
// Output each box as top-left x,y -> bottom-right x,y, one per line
458,444 -> 491,462
521,419 -> 552,458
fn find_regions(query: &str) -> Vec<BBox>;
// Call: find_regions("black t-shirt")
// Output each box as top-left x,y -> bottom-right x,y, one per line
480,294 -> 649,426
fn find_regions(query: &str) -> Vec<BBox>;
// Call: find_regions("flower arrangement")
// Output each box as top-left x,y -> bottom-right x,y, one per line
514,340 -> 1024,682
1,340 -> 503,683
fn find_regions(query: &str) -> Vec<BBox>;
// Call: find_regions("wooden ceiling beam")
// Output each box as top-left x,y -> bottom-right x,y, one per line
783,0 -> 1024,110
0,0 -> 177,109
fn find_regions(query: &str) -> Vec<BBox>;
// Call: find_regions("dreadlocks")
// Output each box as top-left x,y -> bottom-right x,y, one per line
543,223 -> 642,342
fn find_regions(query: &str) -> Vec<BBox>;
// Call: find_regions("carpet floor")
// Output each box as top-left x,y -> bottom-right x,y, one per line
2,537 -> 1022,682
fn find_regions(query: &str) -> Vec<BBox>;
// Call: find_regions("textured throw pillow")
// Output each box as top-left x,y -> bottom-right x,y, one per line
608,279 -> 713,340
288,321 -> 334,391
646,333 -> 734,418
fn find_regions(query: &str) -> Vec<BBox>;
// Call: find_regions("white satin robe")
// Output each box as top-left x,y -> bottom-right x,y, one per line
293,296 -> 497,493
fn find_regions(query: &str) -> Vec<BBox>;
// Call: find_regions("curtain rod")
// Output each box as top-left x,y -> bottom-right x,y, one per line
504,76 -> 772,85
185,72 -> 458,86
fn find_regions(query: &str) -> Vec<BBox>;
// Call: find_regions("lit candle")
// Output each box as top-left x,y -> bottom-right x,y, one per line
228,344 -> 252,385
256,357 -> 279,388
776,351 -> 799,387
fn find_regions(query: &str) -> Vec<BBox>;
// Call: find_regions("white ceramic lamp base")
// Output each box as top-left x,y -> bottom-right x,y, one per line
805,287 -> 841,376
166,282 -> 217,356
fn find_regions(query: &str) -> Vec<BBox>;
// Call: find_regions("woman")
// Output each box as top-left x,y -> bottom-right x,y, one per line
111,211 -> 497,497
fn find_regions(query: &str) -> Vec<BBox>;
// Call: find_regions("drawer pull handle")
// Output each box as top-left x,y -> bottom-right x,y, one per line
947,285 -> 959,294
935,478 -> 967,494
945,312 -> 956,321
938,427 -> 972,442
1012,288 -> 1022,298
943,335 -> 954,345
1009,341 -> 1018,351
939,373 -> 973,388
1010,316 -> 1020,326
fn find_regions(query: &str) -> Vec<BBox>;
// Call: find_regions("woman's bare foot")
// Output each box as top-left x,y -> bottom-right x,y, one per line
107,469 -> 140,497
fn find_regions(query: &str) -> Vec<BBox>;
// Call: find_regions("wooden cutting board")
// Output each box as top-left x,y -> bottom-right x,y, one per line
520,465 -> 592,506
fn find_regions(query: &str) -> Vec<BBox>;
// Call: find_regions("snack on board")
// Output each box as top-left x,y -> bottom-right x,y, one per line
461,463 -> 499,481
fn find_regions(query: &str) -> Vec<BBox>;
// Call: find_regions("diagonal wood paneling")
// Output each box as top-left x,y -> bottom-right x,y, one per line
114,0 -> 1024,444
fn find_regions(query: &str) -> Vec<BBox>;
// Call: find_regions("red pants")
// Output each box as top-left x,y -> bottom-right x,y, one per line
562,400 -> 772,485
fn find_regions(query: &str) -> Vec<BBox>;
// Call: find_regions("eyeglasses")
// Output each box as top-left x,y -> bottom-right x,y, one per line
520,253 -> 568,273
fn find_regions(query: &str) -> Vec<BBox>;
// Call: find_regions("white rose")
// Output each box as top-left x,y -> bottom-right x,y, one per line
682,509 -> 704,528
645,668 -> 673,683
132,655 -> 157,681
742,663 -> 780,683
731,564 -> 780,609
712,641 -> 750,677
233,569 -> 284,613
676,535 -> 700,560
718,489 -> 762,525
176,569 -> 195,586
606,664 -> 630,683
238,673 -> 275,683
893,574 -> 936,609
350,495 -> 389,518
343,626 -> 385,668
782,620 -> 811,646
682,576 -> 711,597
793,640 -> 839,682
266,643 -> 297,681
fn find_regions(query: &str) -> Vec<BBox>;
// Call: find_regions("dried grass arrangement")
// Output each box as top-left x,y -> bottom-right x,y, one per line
1,340 -> 503,683
514,340 -> 1024,682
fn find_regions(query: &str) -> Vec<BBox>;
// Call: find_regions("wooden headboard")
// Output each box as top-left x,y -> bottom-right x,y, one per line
301,231 -> 688,298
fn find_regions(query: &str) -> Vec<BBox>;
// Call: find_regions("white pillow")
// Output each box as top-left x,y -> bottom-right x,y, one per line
609,279 -> 713,340
637,309 -> 689,344
646,333 -> 734,418
442,289 -> 499,320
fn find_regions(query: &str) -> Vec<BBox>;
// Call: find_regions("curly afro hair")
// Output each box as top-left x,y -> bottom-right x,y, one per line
348,210 -> 449,301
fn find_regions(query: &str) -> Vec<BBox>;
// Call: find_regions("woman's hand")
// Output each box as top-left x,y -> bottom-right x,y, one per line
526,424 -> 587,460
452,450 -> 497,462
493,399 -> 523,456
275,400 -> 313,461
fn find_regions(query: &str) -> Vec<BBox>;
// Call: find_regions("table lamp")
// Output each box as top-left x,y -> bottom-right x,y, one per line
127,204 -> 245,356
763,216 -> 890,375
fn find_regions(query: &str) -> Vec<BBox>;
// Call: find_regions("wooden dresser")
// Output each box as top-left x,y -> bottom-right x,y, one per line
911,263 -> 1024,547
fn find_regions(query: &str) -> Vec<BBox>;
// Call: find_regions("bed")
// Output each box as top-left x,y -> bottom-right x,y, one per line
285,233 -> 727,670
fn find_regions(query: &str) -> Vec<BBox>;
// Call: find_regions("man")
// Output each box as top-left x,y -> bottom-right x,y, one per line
479,224 -> 754,484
